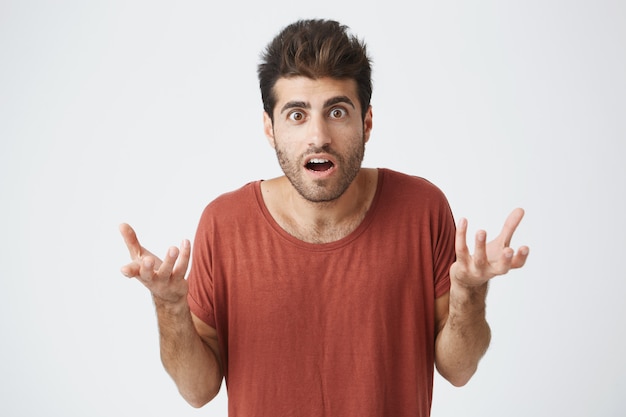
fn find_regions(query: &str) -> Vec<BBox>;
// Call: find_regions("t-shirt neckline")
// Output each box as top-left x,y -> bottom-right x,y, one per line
252,168 -> 386,251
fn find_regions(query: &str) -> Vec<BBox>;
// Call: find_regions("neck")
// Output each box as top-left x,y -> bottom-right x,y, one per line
262,168 -> 378,244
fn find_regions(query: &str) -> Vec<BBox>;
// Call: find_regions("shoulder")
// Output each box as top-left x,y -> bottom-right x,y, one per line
373,168 -> 454,232
206,181 -> 257,209
378,168 -> 448,204
198,181 -> 260,225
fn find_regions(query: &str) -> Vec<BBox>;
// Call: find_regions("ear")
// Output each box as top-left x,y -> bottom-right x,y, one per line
363,105 -> 373,144
263,112 -> 276,148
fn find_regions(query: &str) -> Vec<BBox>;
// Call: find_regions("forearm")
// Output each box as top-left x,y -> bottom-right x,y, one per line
435,282 -> 491,386
154,297 -> 222,407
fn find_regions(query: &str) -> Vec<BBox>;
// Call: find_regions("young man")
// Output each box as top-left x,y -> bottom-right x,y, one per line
119,19 -> 529,416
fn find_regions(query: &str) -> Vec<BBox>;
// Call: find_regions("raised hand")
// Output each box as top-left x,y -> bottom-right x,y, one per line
119,223 -> 191,304
450,208 -> 530,288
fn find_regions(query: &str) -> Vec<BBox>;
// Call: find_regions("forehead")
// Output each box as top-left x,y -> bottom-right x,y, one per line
272,76 -> 359,109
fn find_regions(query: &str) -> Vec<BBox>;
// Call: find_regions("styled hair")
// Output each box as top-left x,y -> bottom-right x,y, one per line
258,19 -> 372,120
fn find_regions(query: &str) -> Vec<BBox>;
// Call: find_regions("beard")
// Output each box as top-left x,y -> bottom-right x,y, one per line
274,134 -> 366,203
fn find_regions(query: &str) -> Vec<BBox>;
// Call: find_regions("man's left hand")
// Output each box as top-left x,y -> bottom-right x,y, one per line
450,208 -> 530,288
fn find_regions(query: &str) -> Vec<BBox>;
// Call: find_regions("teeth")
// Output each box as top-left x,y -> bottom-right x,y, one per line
309,158 -> 329,164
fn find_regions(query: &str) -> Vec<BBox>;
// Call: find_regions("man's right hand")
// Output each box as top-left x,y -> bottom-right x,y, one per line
119,223 -> 191,304
119,224 -> 222,405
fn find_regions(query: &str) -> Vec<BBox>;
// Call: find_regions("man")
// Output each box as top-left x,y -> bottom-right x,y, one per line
119,19 -> 529,416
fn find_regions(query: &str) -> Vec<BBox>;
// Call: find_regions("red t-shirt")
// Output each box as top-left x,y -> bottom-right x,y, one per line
188,168 -> 455,417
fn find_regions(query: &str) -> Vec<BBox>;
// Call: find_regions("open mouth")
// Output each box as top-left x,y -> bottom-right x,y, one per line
305,158 -> 335,172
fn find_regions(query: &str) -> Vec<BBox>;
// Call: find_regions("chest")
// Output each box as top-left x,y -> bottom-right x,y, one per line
212,224 -> 438,334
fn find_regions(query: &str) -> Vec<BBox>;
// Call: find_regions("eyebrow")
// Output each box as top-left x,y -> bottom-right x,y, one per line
279,96 -> 356,115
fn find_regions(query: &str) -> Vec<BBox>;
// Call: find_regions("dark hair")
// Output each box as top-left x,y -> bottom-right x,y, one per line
258,19 -> 372,120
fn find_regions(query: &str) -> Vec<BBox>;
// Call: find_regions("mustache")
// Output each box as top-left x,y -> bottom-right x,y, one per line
303,144 -> 338,157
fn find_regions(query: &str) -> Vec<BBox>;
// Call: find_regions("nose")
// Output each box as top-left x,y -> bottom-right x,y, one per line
307,113 -> 332,148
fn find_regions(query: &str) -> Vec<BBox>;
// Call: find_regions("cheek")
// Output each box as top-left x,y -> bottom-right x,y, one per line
272,132 -> 298,156
272,126 -> 302,149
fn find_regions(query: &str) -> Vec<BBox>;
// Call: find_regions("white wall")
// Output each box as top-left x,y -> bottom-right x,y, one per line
1,1 -> 624,416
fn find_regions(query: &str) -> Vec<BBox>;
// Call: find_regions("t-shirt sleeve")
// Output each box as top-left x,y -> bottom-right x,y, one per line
187,204 -> 217,328
433,190 -> 456,298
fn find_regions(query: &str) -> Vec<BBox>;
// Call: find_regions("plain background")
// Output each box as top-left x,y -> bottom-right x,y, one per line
1,1 -> 625,416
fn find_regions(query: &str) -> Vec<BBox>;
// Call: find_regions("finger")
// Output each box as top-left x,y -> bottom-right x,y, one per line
473,230 -> 488,269
171,239 -> 191,279
510,245 -> 530,269
138,255 -> 158,282
498,208 -> 525,247
493,246 -> 515,275
119,223 -> 142,260
455,218 -> 470,262
120,262 -> 141,278
156,246 -> 180,281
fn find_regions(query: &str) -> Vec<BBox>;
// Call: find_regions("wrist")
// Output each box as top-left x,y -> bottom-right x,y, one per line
152,293 -> 189,315
449,280 -> 488,315
450,278 -> 489,295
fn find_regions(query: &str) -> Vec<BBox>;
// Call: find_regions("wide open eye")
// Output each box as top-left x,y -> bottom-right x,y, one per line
288,111 -> 305,122
329,107 -> 347,119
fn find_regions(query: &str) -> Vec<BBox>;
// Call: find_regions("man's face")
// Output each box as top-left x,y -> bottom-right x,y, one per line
263,76 -> 373,203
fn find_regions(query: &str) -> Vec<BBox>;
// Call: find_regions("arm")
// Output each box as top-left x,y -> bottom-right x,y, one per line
119,223 -> 223,407
434,208 -> 530,386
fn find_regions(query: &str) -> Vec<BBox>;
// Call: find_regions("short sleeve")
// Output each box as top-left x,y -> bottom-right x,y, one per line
433,189 -> 456,298
187,205 -> 217,328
